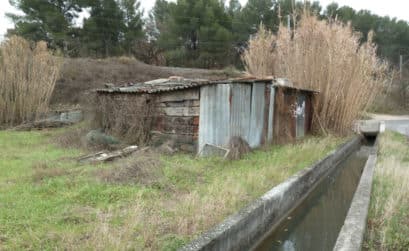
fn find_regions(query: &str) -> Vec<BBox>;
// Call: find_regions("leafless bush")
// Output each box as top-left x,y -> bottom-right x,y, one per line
94,94 -> 156,145
226,136 -> 251,160
0,36 -> 61,126
52,125 -> 89,149
243,13 -> 390,134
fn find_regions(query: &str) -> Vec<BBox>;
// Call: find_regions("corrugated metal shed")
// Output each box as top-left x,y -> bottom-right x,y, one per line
96,77 -> 318,154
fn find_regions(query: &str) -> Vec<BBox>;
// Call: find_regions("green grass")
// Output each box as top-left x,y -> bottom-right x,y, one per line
0,128 -> 344,250
364,131 -> 409,251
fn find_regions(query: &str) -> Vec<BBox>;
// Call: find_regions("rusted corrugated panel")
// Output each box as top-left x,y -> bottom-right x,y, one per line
230,83 -> 252,143
305,94 -> 313,133
249,83 -> 266,147
198,84 -> 231,152
267,85 -> 276,143
296,94 -> 306,139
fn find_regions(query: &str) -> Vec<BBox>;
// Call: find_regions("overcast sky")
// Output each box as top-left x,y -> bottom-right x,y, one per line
1,0 -> 408,40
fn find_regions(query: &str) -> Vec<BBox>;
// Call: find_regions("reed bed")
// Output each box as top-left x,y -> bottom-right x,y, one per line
0,36 -> 61,126
242,13 -> 390,134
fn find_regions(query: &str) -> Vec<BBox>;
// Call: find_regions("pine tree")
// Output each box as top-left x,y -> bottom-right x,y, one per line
7,0 -> 84,49
82,0 -> 124,57
155,0 -> 233,67
120,0 -> 144,54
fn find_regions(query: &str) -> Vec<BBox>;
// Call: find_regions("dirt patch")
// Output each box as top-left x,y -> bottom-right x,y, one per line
52,57 -> 237,105
96,150 -> 162,185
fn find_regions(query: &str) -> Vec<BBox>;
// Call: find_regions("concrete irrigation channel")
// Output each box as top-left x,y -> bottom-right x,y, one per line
181,132 -> 380,251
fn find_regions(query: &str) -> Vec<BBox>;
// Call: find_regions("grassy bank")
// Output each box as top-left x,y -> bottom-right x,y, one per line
364,131 -> 409,250
0,128 -> 344,250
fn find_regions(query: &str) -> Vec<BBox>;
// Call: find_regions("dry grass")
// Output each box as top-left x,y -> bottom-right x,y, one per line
96,150 -> 162,185
52,57 -> 234,105
364,132 -> 409,250
31,162 -> 69,183
241,24 -> 275,78
242,13 -> 390,135
0,36 -> 61,126
0,129 -> 344,250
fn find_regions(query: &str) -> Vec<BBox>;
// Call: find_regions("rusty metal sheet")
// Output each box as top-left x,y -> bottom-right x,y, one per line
296,94 -> 306,139
249,83 -> 266,147
267,86 -> 276,143
229,83 -> 252,143
198,84 -> 231,153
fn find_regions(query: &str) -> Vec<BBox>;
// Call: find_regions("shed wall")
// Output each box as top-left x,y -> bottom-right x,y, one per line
97,89 -> 200,151
198,83 -> 269,152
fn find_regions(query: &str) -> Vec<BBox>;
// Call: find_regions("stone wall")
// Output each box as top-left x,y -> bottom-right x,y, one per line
96,88 -> 200,152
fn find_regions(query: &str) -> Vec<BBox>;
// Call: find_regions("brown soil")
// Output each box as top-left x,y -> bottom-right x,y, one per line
51,57 -> 237,105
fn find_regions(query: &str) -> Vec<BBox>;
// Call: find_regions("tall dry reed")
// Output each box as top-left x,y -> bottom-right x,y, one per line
242,13 -> 390,134
0,36 -> 61,126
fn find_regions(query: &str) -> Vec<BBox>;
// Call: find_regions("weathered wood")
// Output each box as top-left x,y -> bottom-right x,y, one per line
163,100 -> 200,107
78,145 -> 139,163
156,89 -> 199,102
161,107 -> 200,116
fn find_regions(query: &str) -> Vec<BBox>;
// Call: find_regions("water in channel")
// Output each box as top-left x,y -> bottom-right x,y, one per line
254,146 -> 370,251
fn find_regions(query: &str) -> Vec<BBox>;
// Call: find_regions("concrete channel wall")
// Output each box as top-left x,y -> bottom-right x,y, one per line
180,136 -> 362,251
333,142 -> 378,251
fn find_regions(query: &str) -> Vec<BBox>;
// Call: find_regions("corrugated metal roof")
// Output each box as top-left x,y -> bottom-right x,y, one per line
96,77 -> 319,94
96,78 -> 211,94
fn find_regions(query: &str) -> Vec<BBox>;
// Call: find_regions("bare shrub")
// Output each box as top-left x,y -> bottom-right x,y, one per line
96,150 -> 162,185
242,13 -> 390,134
94,94 -> 156,145
52,125 -> 89,149
226,136 -> 251,160
0,36 -> 61,126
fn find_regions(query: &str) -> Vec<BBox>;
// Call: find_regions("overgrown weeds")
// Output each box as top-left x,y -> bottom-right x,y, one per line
96,150 -> 162,185
0,36 -> 61,126
94,94 -> 156,145
242,13 -> 390,135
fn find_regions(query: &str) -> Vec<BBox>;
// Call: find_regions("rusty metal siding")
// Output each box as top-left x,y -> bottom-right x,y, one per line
305,94 -> 313,133
249,83 -> 266,147
267,85 -> 275,143
230,84 -> 252,143
199,84 -> 230,152
199,81 -> 315,153
296,94 -> 306,139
